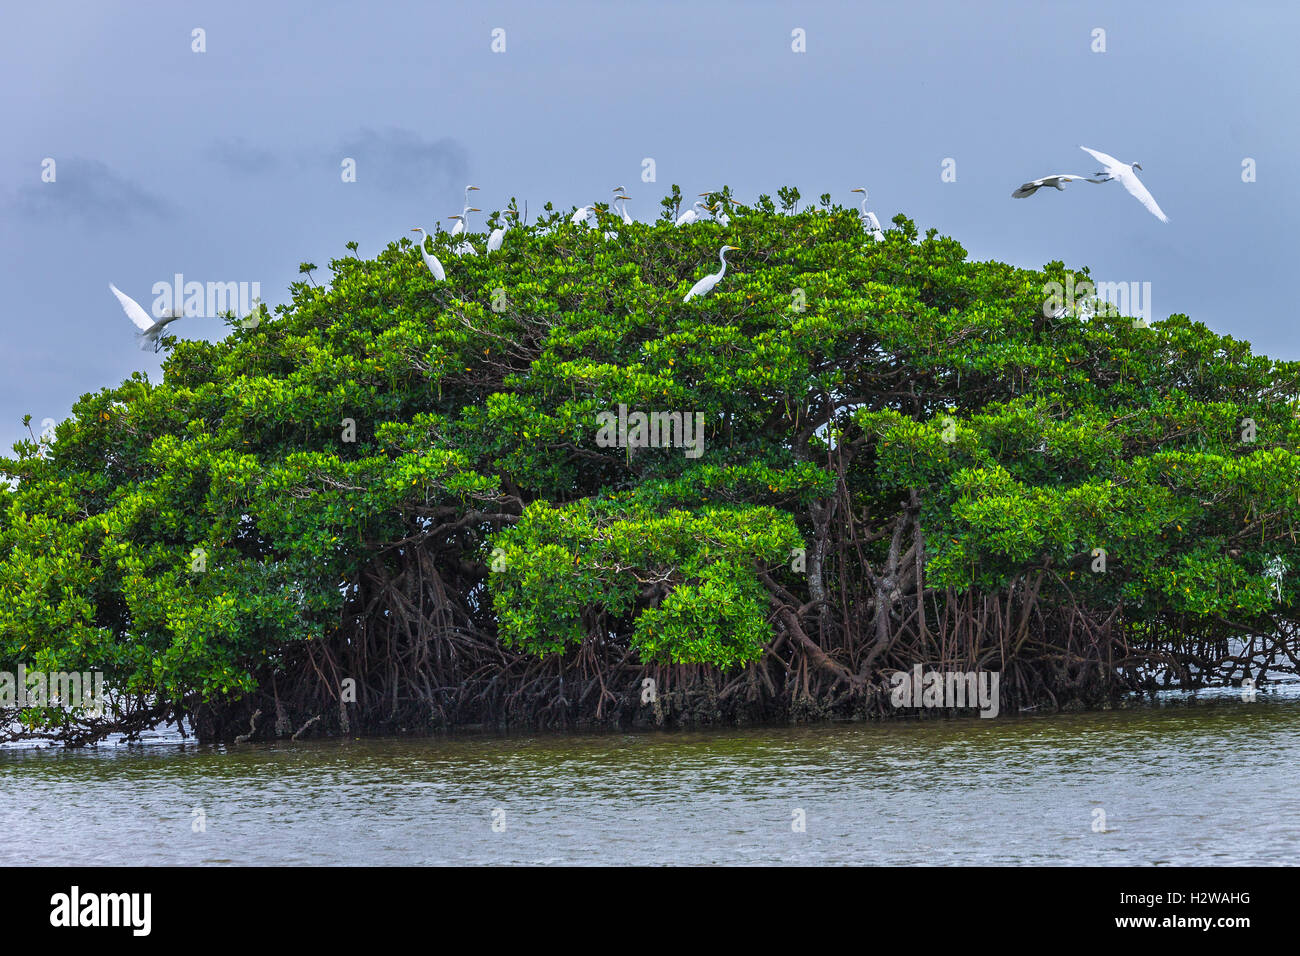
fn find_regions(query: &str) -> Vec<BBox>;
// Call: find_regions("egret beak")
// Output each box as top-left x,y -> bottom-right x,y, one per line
851,188 -> 865,194
469,207 -> 482,212
468,185 -> 480,191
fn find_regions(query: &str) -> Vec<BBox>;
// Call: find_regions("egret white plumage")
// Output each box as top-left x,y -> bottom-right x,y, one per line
675,201 -> 708,226
410,228 -> 446,280
1079,146 -> 1169,222
109,283 -> 185,353
1011,174 -> 1100,199
486,209 -> 518,253
697,194 -> 727,226
451,185 -> 480,236
608,198 -> 630,236
701,196 -> 740,226
448,214 -> 479,255
612,188 -> 633,224
683,245 -> 739,303
850,187 -> 885,241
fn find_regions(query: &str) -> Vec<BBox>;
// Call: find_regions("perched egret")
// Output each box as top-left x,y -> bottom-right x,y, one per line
451,185 -> 481,235
447,214 -> 479,255
1079,146 -> 1169,222
707,199 -> 740,226
1011,174 -> 1101,199
675,201 -> 709,226
486,209 -> 518,253
571,204 -> 598,227
410,228 -> 446,280
698,194 -> 739,226
109,283 -> 185,352
612,188 -> 633,224
683,245 -> 739,303
850,187 -> 885,241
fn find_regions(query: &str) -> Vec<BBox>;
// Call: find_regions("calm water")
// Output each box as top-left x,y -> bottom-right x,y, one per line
3,687 -> 1298,865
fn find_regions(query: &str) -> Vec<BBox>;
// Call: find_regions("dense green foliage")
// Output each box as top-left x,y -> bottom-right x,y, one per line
3,191 -> 1298,740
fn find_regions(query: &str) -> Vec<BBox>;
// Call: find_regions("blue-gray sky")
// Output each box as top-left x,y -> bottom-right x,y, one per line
2,0 -> 1295,454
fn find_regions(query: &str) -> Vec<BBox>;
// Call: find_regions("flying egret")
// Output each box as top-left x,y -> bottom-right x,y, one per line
675,201 -> 709,226
451,185 -> 481,236
683,245 -> 739,303
109,283 -> 185,352
1011,174 -> 1101,199
448,214 -> 479,255
410,228 -> 446,280
1079,146 -> 1169,222
850,187 -> 885,241
486,209 -> 518,253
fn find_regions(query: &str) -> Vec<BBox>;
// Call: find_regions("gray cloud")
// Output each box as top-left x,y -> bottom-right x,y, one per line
7,158 -> 173,227
333,128 -> 468,196
208,137 -> 282,176
205,128 -> 468,198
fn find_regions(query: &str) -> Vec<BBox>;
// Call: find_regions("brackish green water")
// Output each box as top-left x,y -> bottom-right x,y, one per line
3,688 -> 1298,865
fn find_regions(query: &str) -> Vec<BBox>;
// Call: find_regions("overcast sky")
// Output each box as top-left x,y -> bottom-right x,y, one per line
2,0 -> 1296,455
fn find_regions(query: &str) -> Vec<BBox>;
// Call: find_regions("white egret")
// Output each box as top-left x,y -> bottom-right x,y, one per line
451,185 -> 481,235
1011,174 -> 1101,198
109,283 -> 185,352
410,228 -> 446,280
850,187 -> 885,241
699,194 -> 740,226
683,245 -> 739,303
571,204 -> 598,228
448,214 -> 479,255
675,201 -> 710,226
698,193 -> 722,224
1079,146 -> 1169,222
486,209 -> 518,253
612,187 -> 633,224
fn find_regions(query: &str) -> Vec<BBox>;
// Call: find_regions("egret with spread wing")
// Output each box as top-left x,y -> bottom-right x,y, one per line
1079,146 -> 1169,222
1011,174 -> 1100,199
109,283 -> 185,353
